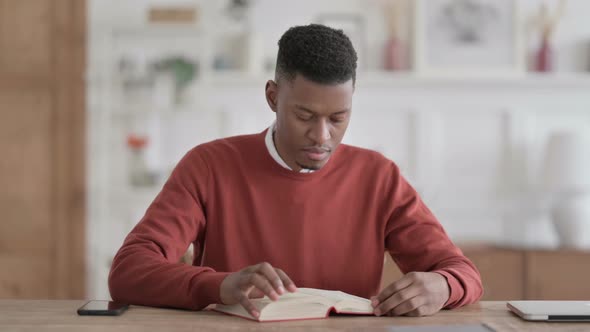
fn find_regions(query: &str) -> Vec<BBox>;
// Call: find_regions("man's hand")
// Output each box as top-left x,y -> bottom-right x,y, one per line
219,262 -> 297,318
371,271 -> 450,317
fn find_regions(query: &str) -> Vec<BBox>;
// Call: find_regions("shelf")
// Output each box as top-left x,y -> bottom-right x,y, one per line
109,25 -> 204,38
200,71 -> 274,85
194,71 -> 590,89
357,72 -> 590,89
109,106 -> 190,116
100,71 -> 590,119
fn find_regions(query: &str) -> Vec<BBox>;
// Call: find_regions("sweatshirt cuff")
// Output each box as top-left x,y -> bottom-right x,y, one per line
432,270 -> 463,309
191,271 -> 231,309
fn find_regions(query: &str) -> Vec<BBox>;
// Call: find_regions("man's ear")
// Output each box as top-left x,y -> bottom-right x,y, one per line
265,80 -> 278,113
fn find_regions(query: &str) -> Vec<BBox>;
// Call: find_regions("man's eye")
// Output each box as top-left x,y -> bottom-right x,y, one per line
331,117 -> 345,123
297,114 -> 312,121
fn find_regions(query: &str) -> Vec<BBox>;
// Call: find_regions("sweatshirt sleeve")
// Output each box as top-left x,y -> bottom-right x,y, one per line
383,163 -> 483,309
108,147 -> 230,310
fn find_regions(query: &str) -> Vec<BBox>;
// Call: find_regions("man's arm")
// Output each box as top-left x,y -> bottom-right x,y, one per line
373,163 -> 483,316
108,148 -> 298,312
108,148 -> 229,310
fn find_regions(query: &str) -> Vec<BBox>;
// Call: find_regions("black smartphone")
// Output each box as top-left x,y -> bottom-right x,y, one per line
77,300 -> 129,316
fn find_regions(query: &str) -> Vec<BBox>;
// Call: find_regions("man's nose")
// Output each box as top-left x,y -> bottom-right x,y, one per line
309,119 -> 331,145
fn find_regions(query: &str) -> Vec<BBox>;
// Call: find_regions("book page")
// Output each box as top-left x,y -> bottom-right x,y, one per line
297,288 -> 373,314
297,288 -> 370,303
213,288 -> 373,321
213,290 -> 336,321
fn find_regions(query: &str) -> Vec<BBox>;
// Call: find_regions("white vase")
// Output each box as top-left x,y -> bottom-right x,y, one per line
551,194 -> 590,249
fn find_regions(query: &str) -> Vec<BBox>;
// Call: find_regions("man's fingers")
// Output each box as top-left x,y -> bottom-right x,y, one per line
374,285 -> 420,316
255,262 -> 286,295
275,268 -> 297,292
238,293 -> 260,319
248,288 -> 265,299
246,273 -> 280,301
392,296 -> 427,316
372,273 -> 414,305
234,263 -> 296,304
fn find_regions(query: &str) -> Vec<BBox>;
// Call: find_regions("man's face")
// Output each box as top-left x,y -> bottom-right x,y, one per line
265,74 -> 354,171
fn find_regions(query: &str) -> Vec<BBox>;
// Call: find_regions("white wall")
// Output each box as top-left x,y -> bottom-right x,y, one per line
87,0 -> 590,299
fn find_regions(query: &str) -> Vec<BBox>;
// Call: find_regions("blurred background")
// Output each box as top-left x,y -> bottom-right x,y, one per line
2,0 -> 590,303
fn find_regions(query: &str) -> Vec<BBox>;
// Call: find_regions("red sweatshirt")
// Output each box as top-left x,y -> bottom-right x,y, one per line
109,130 -> 483,310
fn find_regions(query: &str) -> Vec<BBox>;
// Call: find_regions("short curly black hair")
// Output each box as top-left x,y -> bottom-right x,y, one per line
275,24 -> 357,85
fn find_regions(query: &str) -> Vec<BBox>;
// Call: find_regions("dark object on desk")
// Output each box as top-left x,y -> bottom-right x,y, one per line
77,300 -> 129,316
507,300 -> 590,321
354,323 -> 495,332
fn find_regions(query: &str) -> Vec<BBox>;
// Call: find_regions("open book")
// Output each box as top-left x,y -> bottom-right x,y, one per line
212,288 -> 374,322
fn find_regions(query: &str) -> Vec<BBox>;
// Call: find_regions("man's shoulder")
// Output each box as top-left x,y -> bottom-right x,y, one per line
336,143 -> 401,176
183,131 -> 264,163
335,144 -> 405,190
338,143 -> 392,164
197,132 -> 262,152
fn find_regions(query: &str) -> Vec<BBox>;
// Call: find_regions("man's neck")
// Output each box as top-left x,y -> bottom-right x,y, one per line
272,130 -> 302,172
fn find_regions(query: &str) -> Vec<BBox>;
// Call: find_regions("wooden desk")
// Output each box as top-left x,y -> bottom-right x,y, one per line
381,246 -> 590,301
1,301 -> 588,331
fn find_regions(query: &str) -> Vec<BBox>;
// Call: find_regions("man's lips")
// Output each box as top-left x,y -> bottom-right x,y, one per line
302,147 -> 330,161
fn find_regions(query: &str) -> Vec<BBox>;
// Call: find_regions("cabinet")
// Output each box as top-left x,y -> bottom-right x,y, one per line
526,249 -> 590,300
464,246 -> 525,300
380,245 -> 590,300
